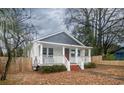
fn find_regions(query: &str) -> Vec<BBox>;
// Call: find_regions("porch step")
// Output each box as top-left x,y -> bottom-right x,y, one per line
70,64 -> 81,71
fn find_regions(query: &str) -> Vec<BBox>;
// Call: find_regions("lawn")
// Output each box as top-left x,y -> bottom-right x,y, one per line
0,65 -> 124,85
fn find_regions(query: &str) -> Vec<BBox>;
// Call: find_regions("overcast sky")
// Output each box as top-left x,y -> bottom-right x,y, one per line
28,8 -> 124,46
30,8 -> 67,38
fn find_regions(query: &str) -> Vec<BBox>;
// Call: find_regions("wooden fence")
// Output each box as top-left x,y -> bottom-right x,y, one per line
92,56 -> 124,66
0,57 -> 32,74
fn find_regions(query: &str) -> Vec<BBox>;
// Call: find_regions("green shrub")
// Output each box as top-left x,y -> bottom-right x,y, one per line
84,62 -> 96,68
37,65 -> 67,73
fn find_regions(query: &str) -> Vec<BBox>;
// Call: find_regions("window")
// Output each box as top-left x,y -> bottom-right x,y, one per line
85,49 -> 88,56
71,49 -> 75,57
48,48 -> 53,57
71,49 -> 80,57
78,50 -> 80,56
43,47 -> 53,57
43,48 -> 47,55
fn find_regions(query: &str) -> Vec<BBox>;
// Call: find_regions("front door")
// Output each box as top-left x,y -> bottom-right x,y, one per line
65,48 -> 69,60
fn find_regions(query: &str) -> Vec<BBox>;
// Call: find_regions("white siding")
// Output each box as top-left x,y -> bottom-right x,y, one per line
31,42 -> 91,67
53,47 -> 63,63
42,45 -> 63,64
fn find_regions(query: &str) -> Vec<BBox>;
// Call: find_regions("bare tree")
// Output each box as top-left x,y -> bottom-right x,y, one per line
0,8 -> 36,80
0,47 -> 3,56
65,8 -> 124,55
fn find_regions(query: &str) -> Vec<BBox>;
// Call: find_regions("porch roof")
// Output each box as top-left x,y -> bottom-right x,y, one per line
37,41 -> 92,49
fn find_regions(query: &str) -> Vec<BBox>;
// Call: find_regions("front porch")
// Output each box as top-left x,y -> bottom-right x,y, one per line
31,42 -> 92,71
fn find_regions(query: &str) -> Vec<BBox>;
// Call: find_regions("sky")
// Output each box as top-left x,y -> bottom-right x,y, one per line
30,8 -> 67,38
0,9 -> 68,50
29,9 -> 124,46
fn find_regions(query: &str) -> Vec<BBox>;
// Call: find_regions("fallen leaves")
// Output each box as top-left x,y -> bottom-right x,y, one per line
0,65 -> 124,85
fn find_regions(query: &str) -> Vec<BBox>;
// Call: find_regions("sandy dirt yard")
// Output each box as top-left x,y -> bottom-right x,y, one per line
0,65 -> 124,85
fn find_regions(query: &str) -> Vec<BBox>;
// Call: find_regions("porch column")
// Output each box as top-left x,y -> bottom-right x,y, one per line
88,49 -> 91,62
34,42 -> 37,57
75,48 -> 78,63
82,49 -> 85,63
39,44 -> 43,66
81,49 -> 85,70
33,42 -> 39,68
62,46 -> 65,64
32,43 -> 35,66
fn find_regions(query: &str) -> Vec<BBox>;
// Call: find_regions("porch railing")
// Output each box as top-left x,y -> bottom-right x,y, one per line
32,56 -> 91,70
77,56 -> 91,70
84,56 -> 91,63
43,56 -> 63,64
78,57 -> 84,70
64,56 -> 70,71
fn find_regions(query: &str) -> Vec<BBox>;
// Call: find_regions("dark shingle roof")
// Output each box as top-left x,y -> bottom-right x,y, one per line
39,32 -> 82,46
110,47 -> 124,54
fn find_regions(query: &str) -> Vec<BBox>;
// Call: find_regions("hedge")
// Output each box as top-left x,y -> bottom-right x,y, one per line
37,65 -> 67,73
84,62 -> 96,68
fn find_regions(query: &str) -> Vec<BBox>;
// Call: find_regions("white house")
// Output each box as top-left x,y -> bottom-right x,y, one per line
30,31 -> 92,71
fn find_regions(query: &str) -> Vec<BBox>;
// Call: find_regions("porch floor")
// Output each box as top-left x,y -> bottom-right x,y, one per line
40,63 -> 64,66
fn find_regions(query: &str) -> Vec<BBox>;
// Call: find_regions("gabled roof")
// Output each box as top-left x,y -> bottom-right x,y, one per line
34,31 -> 85,46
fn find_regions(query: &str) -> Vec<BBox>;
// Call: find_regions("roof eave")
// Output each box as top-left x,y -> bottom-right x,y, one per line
37,41 -> 92,48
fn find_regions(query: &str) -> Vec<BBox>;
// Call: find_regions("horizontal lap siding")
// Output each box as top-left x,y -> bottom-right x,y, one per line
53,47 -> 63,64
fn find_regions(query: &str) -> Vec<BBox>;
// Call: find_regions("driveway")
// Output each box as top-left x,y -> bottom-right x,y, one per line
0,64 -> 124,85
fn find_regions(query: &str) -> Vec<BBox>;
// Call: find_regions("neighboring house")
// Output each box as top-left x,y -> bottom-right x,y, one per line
110,47 -> 124,60
30,31 -> 92,71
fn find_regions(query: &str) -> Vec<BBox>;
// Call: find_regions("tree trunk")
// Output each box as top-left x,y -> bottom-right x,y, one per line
0,21 -> 12,81
103,47 -> 108,56
0,47 -> 3,56
1,54 -> 12,80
